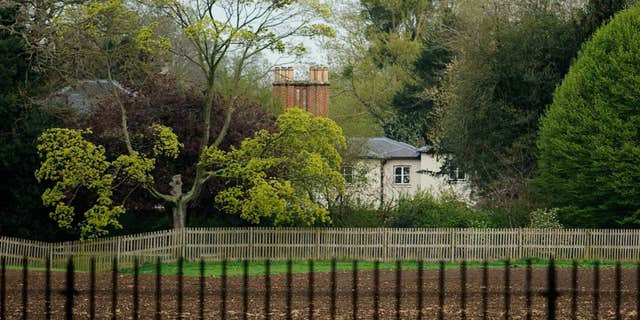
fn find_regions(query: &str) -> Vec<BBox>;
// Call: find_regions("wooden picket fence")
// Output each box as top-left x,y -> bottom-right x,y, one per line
3,228 -> 640,270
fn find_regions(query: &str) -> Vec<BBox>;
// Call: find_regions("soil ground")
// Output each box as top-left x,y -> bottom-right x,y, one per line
2,266 -> 639,319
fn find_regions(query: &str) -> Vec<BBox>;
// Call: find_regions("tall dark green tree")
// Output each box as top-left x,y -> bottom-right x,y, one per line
536,3 -> 640,227
434,0 -> 633,218
0,5 -> 62,240
382,6 -> 458,146
356,0 -> 456,146
578,0 -> 636,40
332,0 -> 440,146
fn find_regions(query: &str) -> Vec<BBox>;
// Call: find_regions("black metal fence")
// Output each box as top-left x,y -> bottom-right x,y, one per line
1,256 -> 640,319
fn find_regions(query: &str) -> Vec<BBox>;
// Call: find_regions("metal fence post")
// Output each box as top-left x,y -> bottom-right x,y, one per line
65,256 -> 74,320
547,259 -> 557,320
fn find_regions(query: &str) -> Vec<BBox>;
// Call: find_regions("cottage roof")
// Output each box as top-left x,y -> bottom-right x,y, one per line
349,137 -> 421,159
417,145 -> 434,153
52,80 -> 131,114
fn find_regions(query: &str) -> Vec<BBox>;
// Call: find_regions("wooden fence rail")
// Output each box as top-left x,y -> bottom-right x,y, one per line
3,228 -> 640,270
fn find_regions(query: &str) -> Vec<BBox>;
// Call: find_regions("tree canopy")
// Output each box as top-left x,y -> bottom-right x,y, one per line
37,108 -> 346,237
330,0 -> 449,146
0,4 -> 64,240
54,0 -> 170,86
203,108 -> 346,226
536,4 -> 640,227
432,0 -> 633,221
31,0 -> 335,236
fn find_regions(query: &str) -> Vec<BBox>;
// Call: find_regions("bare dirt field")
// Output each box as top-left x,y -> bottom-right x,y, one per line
2,266 -> 639,319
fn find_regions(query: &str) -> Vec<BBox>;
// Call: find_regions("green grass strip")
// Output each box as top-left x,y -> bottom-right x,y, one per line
123,258 -> 640,277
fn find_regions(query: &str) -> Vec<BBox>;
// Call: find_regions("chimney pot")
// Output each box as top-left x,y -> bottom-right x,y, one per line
287,67 -> 294,82
272,65 -> 329,117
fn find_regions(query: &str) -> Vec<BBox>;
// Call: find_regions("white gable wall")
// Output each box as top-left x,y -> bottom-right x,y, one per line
418,152 -> 471,200
382,159 -> 421,204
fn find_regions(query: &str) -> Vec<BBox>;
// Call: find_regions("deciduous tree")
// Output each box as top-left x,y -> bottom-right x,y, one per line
203,108 -> 346,226
331,0 -> 455,146
35,0 -> 335,236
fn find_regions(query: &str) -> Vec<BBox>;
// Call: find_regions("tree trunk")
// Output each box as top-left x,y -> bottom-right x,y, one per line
172,200 -> 187,259
169,174 -> 187,229
172,200 -> 187,229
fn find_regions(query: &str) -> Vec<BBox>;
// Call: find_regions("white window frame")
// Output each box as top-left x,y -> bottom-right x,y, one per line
341,166 -> 354,184
394,165 -> 411,185
448,167 -> 467,182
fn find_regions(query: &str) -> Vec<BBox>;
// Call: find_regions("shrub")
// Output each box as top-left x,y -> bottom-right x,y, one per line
330,200 -> 385,228
387,191 -> 502,228
331,206 -> 385,228
528,208 -> 563,229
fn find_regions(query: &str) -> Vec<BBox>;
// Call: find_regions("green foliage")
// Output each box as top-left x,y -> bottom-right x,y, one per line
387,191 -> 503,228
149,124 -> 182,159
35,124 -> 184,238
55,0 -> 169,84
35,129 -> 124,238
202,109 -> 347,226
536,4 -> 640,227
329,0 -> 427,139
528,208 -> 563,229
329,76 -> 384,137
382,6 -> 457,146
330,204 -> 385,227
112,152 -> 155,185
577,0 -> 637,41
0,4 -> 65,241
331,0 -> 454,146
434,0 -> 624,215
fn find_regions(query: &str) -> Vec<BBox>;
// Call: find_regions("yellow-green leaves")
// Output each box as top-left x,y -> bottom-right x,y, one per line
150,124 -> 182,158
56,0 -> 169,86
302,24 -> 336,38
36,128 -> 123,239
183,18 -> 229,43
112,152 -> 155,185
302,0 -> 332,18
215,178 -> 292,224
35,122 -> 186,238
136,22 -> 172,53
203,109 -> 346,226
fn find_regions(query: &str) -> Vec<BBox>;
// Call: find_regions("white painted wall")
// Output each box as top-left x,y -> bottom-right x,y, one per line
382,159 -> 421,204
417,152 -> 471,200
346,153 -> 472,207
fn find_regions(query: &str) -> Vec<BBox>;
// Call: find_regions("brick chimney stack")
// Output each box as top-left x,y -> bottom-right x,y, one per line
272,65 -> 330,117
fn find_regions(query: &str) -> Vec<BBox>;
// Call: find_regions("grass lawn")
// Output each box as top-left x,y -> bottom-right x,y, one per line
4,265 -> 66,272
127,258 -> 640,277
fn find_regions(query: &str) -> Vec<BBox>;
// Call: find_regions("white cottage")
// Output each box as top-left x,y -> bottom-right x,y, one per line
343,137 -> 471,207
269,68 -> 470,206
